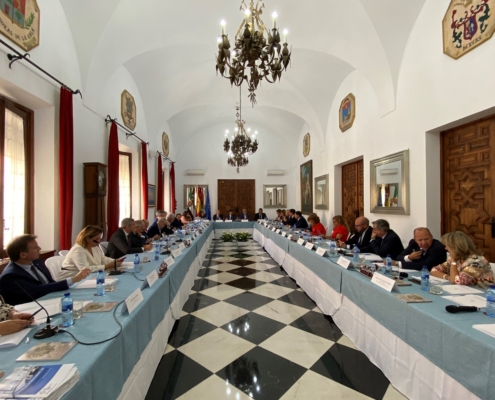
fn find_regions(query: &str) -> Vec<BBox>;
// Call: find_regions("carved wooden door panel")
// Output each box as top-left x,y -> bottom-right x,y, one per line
442,117 -> 495,261
218,179 -> 255,218
342,160 -> 364,234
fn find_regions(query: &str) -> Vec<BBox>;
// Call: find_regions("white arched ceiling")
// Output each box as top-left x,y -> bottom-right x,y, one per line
59,0 -> 427,150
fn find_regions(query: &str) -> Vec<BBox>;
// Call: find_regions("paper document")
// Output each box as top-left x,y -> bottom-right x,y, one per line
0,328 -> 31,348
442,285 -> 483,295
16,298 -> 61,325
443,294 -> 486,308
119,262 -> 135,270
75,278 -> 117,289
364,254 -> 383,261
473,324 -> 495,339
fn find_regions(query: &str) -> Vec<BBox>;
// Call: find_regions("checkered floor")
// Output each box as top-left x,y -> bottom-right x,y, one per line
145,239 -> 408,400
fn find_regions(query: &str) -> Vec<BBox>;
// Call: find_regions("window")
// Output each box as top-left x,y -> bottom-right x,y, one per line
0,98 -> 34,254
119,152 -> 132,223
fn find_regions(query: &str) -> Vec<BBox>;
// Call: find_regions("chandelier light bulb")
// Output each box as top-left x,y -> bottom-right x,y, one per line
232,50 -> 236,58
217,37 -> 222,43
235,127 -> 238,132
226,129 -> 229,133
244,8 -> 250,24
247,128 -> 251,132
272,12 -> 277,29
221,19 -> 226,35
255,130 -> 258,134
283,29 -> 289,43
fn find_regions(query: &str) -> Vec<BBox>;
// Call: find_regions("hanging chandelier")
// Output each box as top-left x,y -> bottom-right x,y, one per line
216,0 -> 291,106
224,87 -> 259,173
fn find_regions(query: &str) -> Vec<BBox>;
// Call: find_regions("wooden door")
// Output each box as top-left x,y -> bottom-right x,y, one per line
442,116 -> 495,261
342,160 -> 364,234
218,179 -> 255,218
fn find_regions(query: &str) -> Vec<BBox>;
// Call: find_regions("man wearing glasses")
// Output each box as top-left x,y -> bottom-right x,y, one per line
339,216 -> 372,249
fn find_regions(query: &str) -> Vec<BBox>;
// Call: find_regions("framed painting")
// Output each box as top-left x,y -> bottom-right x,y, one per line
121,90 -> 137,130
339,93 -> 356,132
147,184 -> 156,207
315,174 -> 329,210
300,160 -> 313,214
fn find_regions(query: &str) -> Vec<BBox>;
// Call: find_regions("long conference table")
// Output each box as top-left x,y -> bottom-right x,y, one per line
1,221 -> 493,400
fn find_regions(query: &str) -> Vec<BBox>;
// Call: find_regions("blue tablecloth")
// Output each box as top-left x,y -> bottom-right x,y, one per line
0,224 -> 214,400
211,221 -> 254,230
254,223 -> 495,399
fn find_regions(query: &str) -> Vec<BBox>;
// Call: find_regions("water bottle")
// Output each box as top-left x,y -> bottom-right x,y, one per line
421,266 -> 430,291
154,245 -> 160,261
385,255 -> 392,276
486,285 -> 495,317
330,240 -> 336,255
353,246 -> 360,262
318,234 -> 322,245
61,293 -> 74,327
96,270 -> 105,296
133,254 -> 140,274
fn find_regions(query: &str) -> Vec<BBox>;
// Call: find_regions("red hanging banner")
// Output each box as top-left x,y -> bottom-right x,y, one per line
107,122 -> 120,238
141,142 -> 148,218
157,156 -> 164,210
170,163 -> 176,213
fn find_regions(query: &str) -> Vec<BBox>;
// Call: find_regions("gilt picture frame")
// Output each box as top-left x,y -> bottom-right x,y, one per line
314,174 -> 329,210
300,160 -> 313,215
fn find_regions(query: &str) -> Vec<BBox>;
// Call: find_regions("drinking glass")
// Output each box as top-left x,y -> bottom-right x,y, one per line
73,301 -> 84,320
105,279 -> 116,292
358,254 -> 366,267
429,281 -> 443,295
391,263 -> 400,279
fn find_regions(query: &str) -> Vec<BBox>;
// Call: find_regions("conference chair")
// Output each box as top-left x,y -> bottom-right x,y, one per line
99,242 -> 109,256
59,250 -> 69,257
45,255 -> 66,282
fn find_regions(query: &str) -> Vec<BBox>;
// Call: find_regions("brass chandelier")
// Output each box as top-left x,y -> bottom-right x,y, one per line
216,0 -> 291,106
224,87 -> 259,173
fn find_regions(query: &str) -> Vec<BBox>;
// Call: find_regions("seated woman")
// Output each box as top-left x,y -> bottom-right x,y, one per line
330,215 -> 350,241
0,301 -> 32,335
307,214 -> 327,236
198,210 -> 207,220
61,225 -> 124,279
431,231 -> 494,286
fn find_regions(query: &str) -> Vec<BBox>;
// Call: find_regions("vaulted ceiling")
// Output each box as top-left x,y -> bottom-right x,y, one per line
60,0 -> 427,154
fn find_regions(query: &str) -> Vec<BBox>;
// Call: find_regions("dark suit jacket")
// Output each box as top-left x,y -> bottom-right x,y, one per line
286,217 -> 297,227
240,213 -> 251,220
360,230 -> 404,260
171,218 -> 182,229
130,231 -> 146,247
295,216 -> 308,229
213,214 -> 224,221
346,226 -> 373,249
226,213 -> 236,221
107,228 -> 143,259
256,213 -> 267,220
0,260 -> 69,305
147,224 -> 164,238
397,239 -> 447,271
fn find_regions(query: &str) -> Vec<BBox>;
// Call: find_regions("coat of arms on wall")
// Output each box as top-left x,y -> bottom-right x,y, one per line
0,0 -> 40,51
121,90 -> 137,131
339,93 -> 356,132
443,0 -> 495,59
303,133 -> 310,157
162,132 -> 170,157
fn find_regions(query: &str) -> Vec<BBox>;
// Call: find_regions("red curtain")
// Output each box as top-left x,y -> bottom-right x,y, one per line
59,87 -> 74,249
141,142 -> 148,218
107,122 -> 120,238
157,156 -> 164,210
170,163 -> 176,213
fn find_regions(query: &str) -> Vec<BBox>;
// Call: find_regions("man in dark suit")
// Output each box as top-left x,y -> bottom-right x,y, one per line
397,228 -> 447,271
294,211 -> 308,229
213,210 -> 224,221
226,210 -> 236,221
342,217 -> 373,249
0,235 -> 91,305
360,219 -> 404,260
285,209 -> 297,227
256,208 -> 267,220
130,220 -> 147,246
107,218 -> 152,259
147,218 -> 170,240
170,213 -> 182,229
240,208 -> 251,221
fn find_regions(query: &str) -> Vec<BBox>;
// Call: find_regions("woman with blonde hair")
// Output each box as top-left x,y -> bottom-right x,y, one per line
330,215 -> 350,241
61,225 -> 124,279
431,231 -> 493,286
307,214 -> 327,236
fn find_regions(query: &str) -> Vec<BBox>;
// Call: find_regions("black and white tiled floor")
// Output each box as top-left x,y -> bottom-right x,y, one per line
146,239 -> 408,400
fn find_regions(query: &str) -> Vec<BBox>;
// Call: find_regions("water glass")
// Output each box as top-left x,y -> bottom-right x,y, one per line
105,279 -> 116,292
391,264 -> 400,279
73,301 -> 84,320
358,254 -> 366,267
429,281 -> 443,295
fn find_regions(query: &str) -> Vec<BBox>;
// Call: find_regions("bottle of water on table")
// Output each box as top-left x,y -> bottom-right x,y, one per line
154,245 -> 160,261
486,285 -> 495,317
385,255 -> 392,276
353,246 -> 360,262
133,254 -> 140,274
61,293 -> 74,327
421,266 -> 429,291
96,269 -> 105,296
330,240 -> 336,255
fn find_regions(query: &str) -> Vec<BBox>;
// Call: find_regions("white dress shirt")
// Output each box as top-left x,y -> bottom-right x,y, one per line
61,244 -> 114,278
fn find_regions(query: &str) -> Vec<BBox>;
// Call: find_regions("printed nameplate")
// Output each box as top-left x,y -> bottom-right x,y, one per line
225,220 -> 233,222
337,256 -> 351,269
297,238 -> 305,245
272,227 -> 277,231
288,234 -> 293,239
305,243 -> 314,250
178,243 -> 186,250
316,247 -> 327,257
146,270 -> 159,288
164,256 -> 175,266
241,219 -> 249,222
216,220 -> 224,223
281,232 -> 287,237
171,249 -> 182,258
276,229 -> 281,234
123,288 -> 144,315
371,273 -> 397,292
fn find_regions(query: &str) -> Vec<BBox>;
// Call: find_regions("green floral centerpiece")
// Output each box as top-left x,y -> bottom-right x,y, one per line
234,232 -> 250,242
220,232 -> 236,242
220,231 -> 251,242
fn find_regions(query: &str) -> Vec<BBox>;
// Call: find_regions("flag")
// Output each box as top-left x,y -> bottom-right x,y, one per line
392,185 -> 398,207
196,187 -> 202,216
205,188 -> 211,220
188,187 -> 194,204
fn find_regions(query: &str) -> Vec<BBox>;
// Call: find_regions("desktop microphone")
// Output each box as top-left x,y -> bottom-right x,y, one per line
14,280 -> 59,339
108,259 -> 122,276
445,305 -> 479,313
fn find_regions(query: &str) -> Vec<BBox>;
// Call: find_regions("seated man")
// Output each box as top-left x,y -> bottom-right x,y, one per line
226,210 -> 236,221
396,227 -> 447,271
0,235 -> 91,305
165,214 -> 178,233
170,213 -> 182,229
294,211 -> 308,229
147,218 -> 170,240
240,208 -> 251,221
213,209 -> 224,221
359,219 -> 404,260
131,220 -> 147,246
151,210 -> 167,225
256,208 -> 267,220
285,209 -> 297,227
107,218 -> 152,259
341,217 -> 372,249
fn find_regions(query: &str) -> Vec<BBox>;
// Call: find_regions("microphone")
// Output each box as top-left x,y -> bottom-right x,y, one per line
108,258 -> 122,276
14,280 -> 59,339
445,305 -> 479,313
